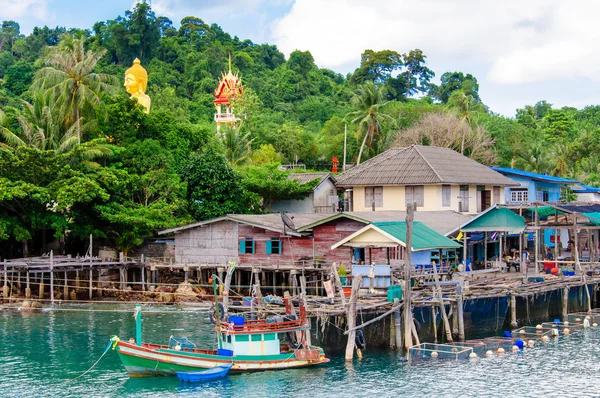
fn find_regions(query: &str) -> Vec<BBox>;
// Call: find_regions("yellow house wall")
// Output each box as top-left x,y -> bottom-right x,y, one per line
351,184 -> 505,213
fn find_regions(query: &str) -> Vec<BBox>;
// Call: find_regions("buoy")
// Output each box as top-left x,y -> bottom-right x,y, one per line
174,344 -> 181,351
585,316 -> 591,320
535,324 -> 543,330
563,328 -> 570,335
515,339 -> 525,350
497,348 -> 505,355
528,340 -> 535,348
552,328 -> 559,336
593,323 -> 598,327
486,350 -> 493,357
584,319 -> 590,328
512,345 -> 519,351
451,347 -> 458,353
431,351 -> 438,358
564,321 -> 569,326
469,352 -> 478,359
542,335 -> 550,342
519,330 -> 526,334
575,318 -> 582,322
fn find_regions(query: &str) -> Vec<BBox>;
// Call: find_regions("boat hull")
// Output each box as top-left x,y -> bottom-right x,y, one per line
116,341 -> 330,377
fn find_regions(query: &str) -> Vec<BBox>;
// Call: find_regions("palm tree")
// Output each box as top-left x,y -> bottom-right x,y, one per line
515,141 -> 552,174
446,90 -> 484,154
345,83 -> 394,165
31,33 -> 119,144
220,124 -> 253,167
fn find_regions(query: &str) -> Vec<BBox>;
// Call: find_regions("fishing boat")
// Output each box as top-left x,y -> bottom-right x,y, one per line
114,293 -> 329,377
176,364 -> 233,382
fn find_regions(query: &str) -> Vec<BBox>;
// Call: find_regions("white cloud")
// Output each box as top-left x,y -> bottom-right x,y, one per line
272,0 -> 600,85
0,0 -> 48,20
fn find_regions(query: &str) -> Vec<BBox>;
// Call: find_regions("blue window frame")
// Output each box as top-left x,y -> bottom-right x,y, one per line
239,238 -> 255,254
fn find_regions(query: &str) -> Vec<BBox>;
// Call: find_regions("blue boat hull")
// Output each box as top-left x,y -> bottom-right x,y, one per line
176,364 -> 233,382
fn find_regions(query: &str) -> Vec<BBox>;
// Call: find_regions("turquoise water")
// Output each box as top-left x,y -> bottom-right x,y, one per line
1,304 -> 600,397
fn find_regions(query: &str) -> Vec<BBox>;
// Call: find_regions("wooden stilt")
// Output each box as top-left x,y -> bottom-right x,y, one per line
330,262 -> 346,307
457,281 -> 465,341
562,287 -> 569,321
89,265 -> 93,300
431,260 -> 453,342
510,295 -> 517,328
50,251 -> 54,305
393,298 -> 402,350
63,271 -> 68,300
345,275 -> 362,361
25,270 -> 31,298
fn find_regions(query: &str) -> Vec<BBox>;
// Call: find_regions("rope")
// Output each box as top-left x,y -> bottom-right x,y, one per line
67,337 -> 119,381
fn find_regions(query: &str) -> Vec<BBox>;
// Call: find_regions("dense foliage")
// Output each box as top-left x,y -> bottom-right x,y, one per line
1,2 -> 599,257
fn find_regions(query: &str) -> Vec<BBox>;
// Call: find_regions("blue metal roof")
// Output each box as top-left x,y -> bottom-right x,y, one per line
573,184 -> 600,193
490,167 -> 578,184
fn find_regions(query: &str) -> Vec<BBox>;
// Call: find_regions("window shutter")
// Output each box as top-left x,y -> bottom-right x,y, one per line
365,187 -> 373,208
277,240 -> 282,254
442,185 -> 451,207
405,186 -> 414,206
239,240 -> 245,254
374,187 -> 383,207
251,240 -> 255,254
266,240 -> 272,254
415,186 -> 424,207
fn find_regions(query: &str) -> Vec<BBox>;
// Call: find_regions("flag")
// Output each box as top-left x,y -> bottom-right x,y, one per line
490,232 -> 498,241
456,231 -> 464,241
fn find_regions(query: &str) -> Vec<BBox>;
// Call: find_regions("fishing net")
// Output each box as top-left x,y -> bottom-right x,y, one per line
408,343 -> 473,362
513,326 -> 553,339
446,341 -> 487,356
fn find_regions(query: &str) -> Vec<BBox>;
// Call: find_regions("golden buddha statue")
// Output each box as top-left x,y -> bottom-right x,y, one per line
124,58 -> 151,113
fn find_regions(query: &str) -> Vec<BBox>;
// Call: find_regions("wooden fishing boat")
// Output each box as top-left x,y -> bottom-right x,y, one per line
176,364 -> 233,382
114,297 -> 329,377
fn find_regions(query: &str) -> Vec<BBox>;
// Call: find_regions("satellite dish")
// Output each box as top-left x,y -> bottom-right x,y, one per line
281,212 -> 296,234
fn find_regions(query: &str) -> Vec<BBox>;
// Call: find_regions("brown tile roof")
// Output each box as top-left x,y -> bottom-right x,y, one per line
335,145 -> 517,187
288,172 -> 335,187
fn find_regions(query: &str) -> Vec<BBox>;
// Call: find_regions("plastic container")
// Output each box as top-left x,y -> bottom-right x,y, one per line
387,284 -> 403,302
228,315 -> 245,326
217,348 -> 234,357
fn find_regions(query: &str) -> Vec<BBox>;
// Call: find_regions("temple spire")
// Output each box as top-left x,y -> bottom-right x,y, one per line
228,51 -> 232,75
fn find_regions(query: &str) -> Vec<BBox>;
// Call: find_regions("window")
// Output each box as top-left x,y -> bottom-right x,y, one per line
406,185 -> 424,207
442,185 -> 451,207
239,238 -> 255,254
536,189 -> 549,202
459,185 -> 469,212
364,186 -> 383,209
510,189 -> 529,203
266,238 -> 281,255
251,334 -> 262,342
493,186 -> 501,204
264,333 -> 276,341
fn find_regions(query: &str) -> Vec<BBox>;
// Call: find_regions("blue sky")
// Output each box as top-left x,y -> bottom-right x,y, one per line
4,0 -> 600,117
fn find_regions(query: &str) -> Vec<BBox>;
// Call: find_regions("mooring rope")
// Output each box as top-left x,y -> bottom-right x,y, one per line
67,337 -> 119,381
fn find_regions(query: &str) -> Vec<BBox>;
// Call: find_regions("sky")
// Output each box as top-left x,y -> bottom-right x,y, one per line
2,0 -> 600,117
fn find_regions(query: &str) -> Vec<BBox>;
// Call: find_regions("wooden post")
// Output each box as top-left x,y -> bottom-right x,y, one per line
299,275 -> 311,347
345,274 -> 362,361
404,203 -> 414,351
519,230 -> 525,275
89,265 -> 93,300
39,273 -> 45,299
484,232 -> 488,269
222,264 -> 234,314
330,262 -> 346,307
2,260 -> 8,300
499,232 -> 504,268
63,271 -> 68,300
562,287 -> 569,321
510,295 -> 517,328
25,270 -> 31,298
463,232 -> 468,270
50,250 -> 54,305
457,280 -> 465,341
574,216 -> 581,273
535,204 -> 540,272
554,226 -> 559,264
393,297 -> 402,350
431,299 -> 438,343
431,261 -> 453,342
290,270 -> 298,296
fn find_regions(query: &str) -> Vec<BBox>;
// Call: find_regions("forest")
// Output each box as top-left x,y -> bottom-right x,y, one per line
1,2 -> 600,258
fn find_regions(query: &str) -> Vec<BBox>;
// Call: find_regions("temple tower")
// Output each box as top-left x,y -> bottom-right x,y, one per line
213,54 -> 243,133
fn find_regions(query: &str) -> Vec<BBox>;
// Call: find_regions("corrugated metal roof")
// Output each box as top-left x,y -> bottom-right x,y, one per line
288,172 -> 334,186
459,207 -> 525,233
373,221 -> 462,250
297,210 -> 473,236
490,167 -> 578,184
573,184 -> 600,193
335,145 -> 517,187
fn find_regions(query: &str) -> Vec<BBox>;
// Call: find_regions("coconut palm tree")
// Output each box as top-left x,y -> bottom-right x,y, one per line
345,83 -> 394,165
31,33 -> 119,144
220,124 -> 253,167
446,90 -> 484,154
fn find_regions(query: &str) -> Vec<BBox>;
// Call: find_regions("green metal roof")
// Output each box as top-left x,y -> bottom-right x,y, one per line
459,207 -> 525,233
372,221 -> 461,250
583,212 -> 600,226
527,206 -> 564,218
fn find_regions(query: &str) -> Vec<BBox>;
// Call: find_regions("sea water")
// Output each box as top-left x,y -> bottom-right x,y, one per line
1,304 -> 600,397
